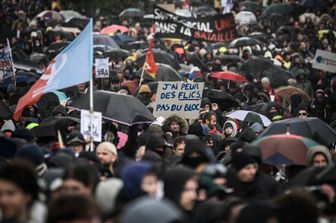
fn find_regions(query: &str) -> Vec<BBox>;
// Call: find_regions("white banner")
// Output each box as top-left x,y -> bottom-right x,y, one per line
312,49 -> 336,73
95,58 -> 109,78
154,81 -> 204,119
80,109 -> 102,142
0,45 -> 14,80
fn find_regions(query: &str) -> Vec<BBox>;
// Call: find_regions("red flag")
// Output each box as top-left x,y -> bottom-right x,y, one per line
144,40 -> 158,79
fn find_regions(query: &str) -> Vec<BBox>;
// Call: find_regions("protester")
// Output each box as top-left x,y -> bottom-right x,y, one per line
0,0 -> 335,222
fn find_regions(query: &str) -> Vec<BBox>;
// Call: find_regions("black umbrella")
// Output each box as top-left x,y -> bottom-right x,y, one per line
136,64 -> 181,82
14,60 -> 44,74
241,1 -> 262,12
247,32 -> 268,41
259,117 -> 336,147
206,89 -> 239,111
0,101 -> 12,119
31,116 -> 79,138
69,90 -> 155,126
122,41 -> 146,51
136,50 -> 180,71
194,6 -> 217,16
45,41 -> 70,58
62,17 -> 89,29
240,57 -> 273,80
228,37 -> 261,48
93,34 -> 120,51
263,3 -> 293,17
103,49 -> 130,60
300,0 -> 327,10
29,53 -> 48,66
262,65 -> 291,88
221,55 -> 244,66
119,8 -> 145,19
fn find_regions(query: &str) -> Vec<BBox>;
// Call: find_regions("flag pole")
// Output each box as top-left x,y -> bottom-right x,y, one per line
6,38 -> 16,86
89,18 -> 94,152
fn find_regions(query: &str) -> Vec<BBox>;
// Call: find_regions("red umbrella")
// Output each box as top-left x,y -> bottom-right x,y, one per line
210,71 -> 247,82
100,25 -> 129,36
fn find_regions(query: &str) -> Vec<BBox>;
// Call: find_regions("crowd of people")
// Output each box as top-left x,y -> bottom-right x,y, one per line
0,0 -> 336,223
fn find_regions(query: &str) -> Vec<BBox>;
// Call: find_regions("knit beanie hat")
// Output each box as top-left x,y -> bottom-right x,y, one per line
96,142 -> 117,155
231,151 -> 257,172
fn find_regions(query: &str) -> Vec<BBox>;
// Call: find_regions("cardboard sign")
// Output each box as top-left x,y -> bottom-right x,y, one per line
154,82 -> 204,119
95,58 -> 109,78
312,49 -> 336,73
80,109 -> 102,142
0,45 -> 14,80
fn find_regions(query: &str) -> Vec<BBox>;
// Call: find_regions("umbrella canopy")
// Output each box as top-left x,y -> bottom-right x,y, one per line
100,25 -> 129,36
262,65 -> 291,88
194,6 -> 217,16
1,71 -> 39,88
111,34 -> 135,44
122,41 -> 146,51
63,17 -> 89,30
136,50 -> 180,71
93,34 -> 120,50
251,134 -> 319,166
0,101 -> 12,119
60,10 -> 84,21
240,57 -> 274,80
228,37 -> 261,48
259,117 -> 336,147
247,32 -> 268,41
35,10 -> 65,21
136,64 -> 181,82
226,110 -> 272,126
235,11 -> 257,25
119,8 -> 145,19
45,41 -> 70,58
275,86 -> 311,102
300,0 -> 327,10
175,9 -> 192,17
103,49 -> 130,60
206,89 -> 239,111
69,91 -> 155,126
263,3 -> 293,17
31,116 -> 79,138
240,1 -> 262,12
210,71 -> 247,83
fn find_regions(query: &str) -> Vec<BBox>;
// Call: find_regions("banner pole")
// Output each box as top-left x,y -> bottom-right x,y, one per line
89,18 -> 94,152
6,38 -> 16,86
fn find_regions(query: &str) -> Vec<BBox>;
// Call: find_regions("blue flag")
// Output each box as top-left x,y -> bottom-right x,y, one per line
14,19 -> 93,120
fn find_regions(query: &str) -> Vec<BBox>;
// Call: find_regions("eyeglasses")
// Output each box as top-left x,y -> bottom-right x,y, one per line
298,112 -> 307,116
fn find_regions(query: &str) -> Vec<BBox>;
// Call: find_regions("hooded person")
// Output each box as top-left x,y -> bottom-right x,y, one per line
223,120 -> 239,138
163,166 -> 198,218
239,127 -> 257,143
95,178 -> 123,215
162,114 -> 188,139
227,147 -> 278,200
180,135 -> 214,170
306,145 -> 332,167
118,161 -> 157,203
1,120 -> 16,137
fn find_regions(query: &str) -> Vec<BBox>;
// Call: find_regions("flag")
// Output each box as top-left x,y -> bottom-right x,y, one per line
0,44 -> 14,80
13,19 -> 93,121
144,39 -> 158,79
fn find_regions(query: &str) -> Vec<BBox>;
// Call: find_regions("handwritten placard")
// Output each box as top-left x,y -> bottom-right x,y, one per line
154,82 -> 204,119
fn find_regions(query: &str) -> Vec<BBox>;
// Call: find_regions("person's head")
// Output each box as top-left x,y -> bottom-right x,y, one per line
15,144 -> 47,176
76,83 -> 87,94
173,136 -> 186,156
47,194 -> 98,223
231,151 -> 258,183
96,142 -> 118,167
164,167 -> 198,211
121,162 -> 157,200
0,161 -> 38,220
261,77 -> 271,90
145,133 -> 167,158
61,159 -> 99,195
297,108 -> 309,118
223,120 -> 238,137
204,111 -> 217,130
66,131 -> 86,156
306,145 -> 332,167
170,121 -> 180,132
315,89 -> 325,103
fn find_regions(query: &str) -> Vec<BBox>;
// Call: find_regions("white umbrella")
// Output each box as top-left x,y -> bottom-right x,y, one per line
60,10 -> 85,21
235,11 -> 257,25
226,110 -> 272,126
